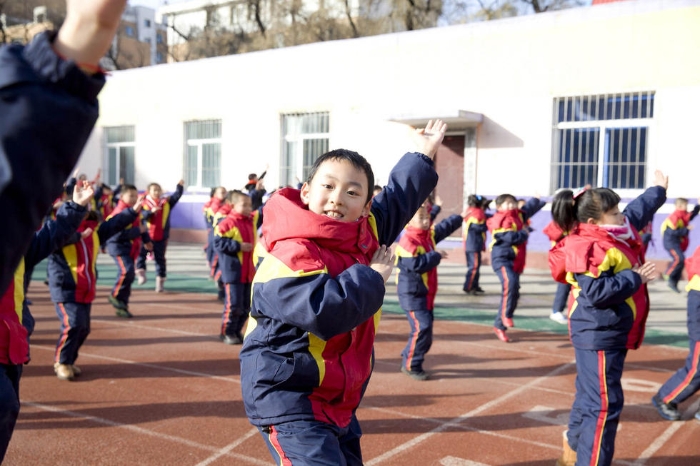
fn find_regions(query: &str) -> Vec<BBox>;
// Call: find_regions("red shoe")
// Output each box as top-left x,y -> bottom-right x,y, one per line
503,317 -> 514,328
494,328 -> 511,343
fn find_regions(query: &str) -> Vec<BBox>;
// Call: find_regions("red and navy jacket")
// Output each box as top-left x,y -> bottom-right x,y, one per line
0,202 -> 85,365
203,197 -> 221,228
662,206 -> 699,251
48,207 -> 139,304
549,186 -> 666,350
0,31 -> 104,296
98,192 -> 116,220
240,152 -> 438,429
543,220 -> 568,248
685,246 -> 700,341
141,183 -> 184,242
105,200 -> 151,259
488,198 -> 545,274
213,209 -> 261,284
396,215 -> 462,311
462,207 -> 488,252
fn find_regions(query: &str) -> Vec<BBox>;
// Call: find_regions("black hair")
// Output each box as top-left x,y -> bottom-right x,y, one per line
248,173 -> 257,181
85,210 -> 99,222
122,184 -> 138,192
494,194 -> 516,207
552,187 -> 621,232
467,194 -> 487,208
226,189 -> 248,204
210,187 -> 217,197
373,185 -> 383,192
306,149 -> 375,204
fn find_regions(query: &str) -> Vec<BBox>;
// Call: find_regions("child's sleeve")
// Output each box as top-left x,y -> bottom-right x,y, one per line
575,270 -> 642,309
24,201 -> 87,268
690,205 -> 700,223
252,244 -> 385,340
168,183 -> 184,207
429,204 -> 441,221
213,222 -> 241,255
433,214 -> 463,244
370,153 -> 439,246
623,186 -> 667,232
397,251 -> 442,274
97,208 -> 138,243
521,198 -> 546,221
492,228 -> 529,246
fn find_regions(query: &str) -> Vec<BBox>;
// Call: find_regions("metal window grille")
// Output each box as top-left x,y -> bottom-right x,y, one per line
105,126 -> 136,185
281,112 -> 330,187
551,92 -> 654,192
184,120 -> 222,188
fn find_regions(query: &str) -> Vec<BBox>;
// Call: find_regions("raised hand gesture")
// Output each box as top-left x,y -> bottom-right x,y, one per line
72,180 -> 94,207
370,245 -> 395,283
410,119 -> 447,160
653,169 -> 668,191
633,261 -> 657,284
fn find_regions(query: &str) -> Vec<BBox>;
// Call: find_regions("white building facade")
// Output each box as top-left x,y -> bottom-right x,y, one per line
78,0 -> 700,262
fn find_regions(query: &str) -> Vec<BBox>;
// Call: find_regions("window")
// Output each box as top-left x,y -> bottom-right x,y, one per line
156,51 -> 164,63
105,126 -> 136,186
551,92 -> 654,193
156,33 -> 163,44
144,19 -> 151,28
125,25 -> 134,37
280,112 -> 330,187
184,120 -> 222,189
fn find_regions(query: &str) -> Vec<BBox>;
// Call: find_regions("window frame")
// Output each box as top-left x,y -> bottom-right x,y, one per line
280,112 -> 330,188
183,120 -> 222,190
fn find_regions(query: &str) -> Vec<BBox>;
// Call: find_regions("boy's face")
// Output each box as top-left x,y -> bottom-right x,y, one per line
300,159 -> 371,222
121,189 -> 139,207
149,184 -> 162,199
408,205 -> 431,230
498,198 -> 517,211
676,200 -> 688,211
233,196 -> 252,216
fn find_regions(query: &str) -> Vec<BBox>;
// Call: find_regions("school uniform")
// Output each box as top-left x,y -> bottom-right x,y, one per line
396,215 -> 463,373
549,186 -> 666,466
543,220 -> 571,316
487,198 -> 545,332
136,184 -> 184,278
662,206 -> 699,289
213,209 -> 260,340
462,207 -> 488,293
656,246 -> 700,407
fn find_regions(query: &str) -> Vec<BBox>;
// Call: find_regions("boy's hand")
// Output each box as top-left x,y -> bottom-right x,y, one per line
73,180 -> 94,207
134,194 -> 146,212
633,262 -> 656,284
437,250 -> 448,259
144,242 -> 154,252
653,170 -> 668,190
80,228 -> 94,239
434,194 -> 443,207
54,0 -> 128,69
370,245 -> 395,283
178,179 -> 185,187
410,119 -> 447,160
240,242 -> 254,252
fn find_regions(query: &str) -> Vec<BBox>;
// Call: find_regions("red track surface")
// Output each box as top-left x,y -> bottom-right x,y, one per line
6,286 -> 700,465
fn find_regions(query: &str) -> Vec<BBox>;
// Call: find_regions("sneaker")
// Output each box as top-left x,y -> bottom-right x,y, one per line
503,317 -> 514,328
652,394 -> 680,421
54,363 -> 74,381
136,269 -> 147,285
155,276 -> 165,293
660,273 -> 669,281
108,295 -> 128,310
550,311 -> 568,325
473,287 -> 485,294
667,282 -> 681,293
223,335 -> 242,345
400,366 -> 429,381
493,327 -> 511,343
115,308 -> 134,319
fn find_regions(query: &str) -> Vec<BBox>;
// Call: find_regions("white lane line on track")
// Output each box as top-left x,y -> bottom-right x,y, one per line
194,428 -> 261,466
364,362 -> 575,465
22,401 -> 269,466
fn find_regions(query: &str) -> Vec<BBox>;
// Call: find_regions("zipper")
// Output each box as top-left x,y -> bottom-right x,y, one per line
80,239 -> 92,300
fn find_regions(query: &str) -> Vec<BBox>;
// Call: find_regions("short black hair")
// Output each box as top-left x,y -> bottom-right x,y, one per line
306,149 -> 375,204
495,194 -> 516,207
122,184 -> 138,192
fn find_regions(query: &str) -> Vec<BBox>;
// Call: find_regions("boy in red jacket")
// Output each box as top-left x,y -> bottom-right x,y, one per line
661,197 -> 700,292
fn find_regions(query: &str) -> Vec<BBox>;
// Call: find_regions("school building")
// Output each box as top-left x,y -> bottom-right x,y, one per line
77,0 -> 700,267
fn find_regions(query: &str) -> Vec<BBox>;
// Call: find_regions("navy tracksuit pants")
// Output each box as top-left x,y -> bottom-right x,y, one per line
136,239 -> 167,277
463,251 -> 482,292
222,282 -> 251,337
0,364 -> 22,463
664,246 -> 685,287
493,264 -> 520,331
657,290 -> 700,406
111,254 -> 135,305
258,416 -> 363,466
54,302 -> 91,365
568,348 -> 627,466
553,282 -> 570,314
401,309 -> 434,372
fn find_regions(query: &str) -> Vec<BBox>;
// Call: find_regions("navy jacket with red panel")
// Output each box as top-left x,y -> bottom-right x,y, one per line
662,206 -> 700,252
488,198 -> 545,274
213,210 -> 261,284
462,207 -> 488,252
685,246 -> 700,341
0,31 -> 105,295
0,202 -> 85,365
141,184 -> 184,242
396,215 -> 463,311
48,208 -> 139,304
240,152 -> 438,429
549,186 -> 666,350
105,200 -> 151,259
